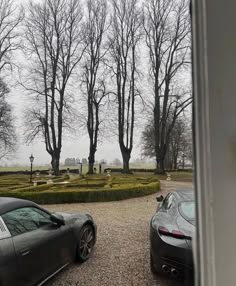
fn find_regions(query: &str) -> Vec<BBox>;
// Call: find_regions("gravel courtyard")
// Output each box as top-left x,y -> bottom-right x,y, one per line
44,181 -> 193,286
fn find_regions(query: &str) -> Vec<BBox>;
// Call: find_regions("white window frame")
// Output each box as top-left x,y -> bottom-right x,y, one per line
192,0 -> 236,285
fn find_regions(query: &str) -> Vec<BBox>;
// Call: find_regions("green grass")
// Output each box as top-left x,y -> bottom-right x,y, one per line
167,171 -> 193,182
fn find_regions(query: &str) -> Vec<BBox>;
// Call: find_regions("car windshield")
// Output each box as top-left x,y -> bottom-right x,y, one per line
179,201 -> 195,221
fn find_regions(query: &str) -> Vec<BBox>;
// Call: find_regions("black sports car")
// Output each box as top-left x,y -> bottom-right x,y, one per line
0,197 -> 97,286
150,189 -> 195,279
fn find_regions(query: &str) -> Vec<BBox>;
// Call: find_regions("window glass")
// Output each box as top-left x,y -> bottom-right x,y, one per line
162,194 -> 170,209
167,195 -> 174,209
162,194 -> 173,209
2,207 -> 51,237
179,201 -> 195,220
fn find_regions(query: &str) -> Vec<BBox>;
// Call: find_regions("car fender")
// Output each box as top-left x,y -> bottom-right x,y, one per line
57,213 -> 96,242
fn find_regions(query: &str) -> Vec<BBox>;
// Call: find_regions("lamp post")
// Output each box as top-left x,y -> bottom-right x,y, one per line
29,154 -> 34,183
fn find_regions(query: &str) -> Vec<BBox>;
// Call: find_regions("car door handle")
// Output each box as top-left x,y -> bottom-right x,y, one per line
19,248 -> 31,256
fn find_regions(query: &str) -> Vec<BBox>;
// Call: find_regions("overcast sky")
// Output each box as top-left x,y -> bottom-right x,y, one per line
6,92 -> 144,167
6,81 -> 144,167
2,0 -> 191,167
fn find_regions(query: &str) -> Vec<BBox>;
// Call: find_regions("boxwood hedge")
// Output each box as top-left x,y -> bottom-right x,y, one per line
0,182 -> 160,204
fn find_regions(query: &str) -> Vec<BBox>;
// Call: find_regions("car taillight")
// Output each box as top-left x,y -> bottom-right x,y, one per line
171,230 -> 185,239
158,227 -> 191,240
158,226 -> 170,235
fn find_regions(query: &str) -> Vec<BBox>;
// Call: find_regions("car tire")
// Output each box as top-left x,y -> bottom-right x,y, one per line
77,224 -> 95,263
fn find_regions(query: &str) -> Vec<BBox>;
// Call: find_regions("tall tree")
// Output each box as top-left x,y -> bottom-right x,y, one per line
143,0 -> 191,173
141,116 -> 192,170
23,0 -> 84,175
0,0 -> 23,160
108,0 -> 143,173
82,0 -> 108,174
0,79 -> 16,159
0,0 -> 23,72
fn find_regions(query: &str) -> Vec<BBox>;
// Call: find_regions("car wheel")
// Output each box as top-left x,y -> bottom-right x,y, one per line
77,224 -> 95,262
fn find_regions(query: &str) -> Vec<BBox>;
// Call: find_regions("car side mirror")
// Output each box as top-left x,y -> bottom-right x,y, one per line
156,195 -> 164,202
50,213 -> 65,226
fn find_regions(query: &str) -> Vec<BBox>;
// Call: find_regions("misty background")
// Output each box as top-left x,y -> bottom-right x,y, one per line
0,0 -> 191,172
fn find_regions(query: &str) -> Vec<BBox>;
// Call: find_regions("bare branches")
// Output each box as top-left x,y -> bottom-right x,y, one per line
23,0 -> 85,175
0,0 -> 22,161
81,0 -> 108,173
108,0 -> 143,172
141,114 -> 192,169
0,78 -> 16,159
143,0 -> 191,172
0,0 -> 24,73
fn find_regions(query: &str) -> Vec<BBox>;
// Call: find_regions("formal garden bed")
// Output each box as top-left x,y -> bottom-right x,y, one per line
0,174 -> 160,204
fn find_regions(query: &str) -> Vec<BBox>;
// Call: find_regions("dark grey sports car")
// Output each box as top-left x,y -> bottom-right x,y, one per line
150,189 -> 195,279
0,197 -> 97,286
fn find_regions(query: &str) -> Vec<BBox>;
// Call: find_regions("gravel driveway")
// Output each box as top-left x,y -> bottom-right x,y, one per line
44,180 -> 193,286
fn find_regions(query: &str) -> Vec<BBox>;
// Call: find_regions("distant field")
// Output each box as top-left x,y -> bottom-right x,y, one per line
0,166 -> 192,183
0,164 -> 156,173
0,165 -> 83,172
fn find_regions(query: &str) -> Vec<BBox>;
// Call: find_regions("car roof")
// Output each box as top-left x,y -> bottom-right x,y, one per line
172,189 -> 194,202
0,197 -> 38,215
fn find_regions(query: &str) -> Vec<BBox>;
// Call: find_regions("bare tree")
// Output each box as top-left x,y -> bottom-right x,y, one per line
143,0 -> 191,173
0,0 -> 23,160
141,115 -> 192,170
108,0 -> 143,173
22,0 -> 84,175
141,119 -> 155,158
165,117 -> 192,169
0,0 -> 23,72
82,0 -> 108,174
0,79 -> 16,159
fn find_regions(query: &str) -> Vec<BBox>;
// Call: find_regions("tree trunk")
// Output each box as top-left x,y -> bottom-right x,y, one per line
160,156 -> 165,174
88,149 -> 95,174
51,153 -> 60,176
154,154 -> 160,174
121,150 -> 131,173
174,157 -> 178,170
159,144 -> 168,174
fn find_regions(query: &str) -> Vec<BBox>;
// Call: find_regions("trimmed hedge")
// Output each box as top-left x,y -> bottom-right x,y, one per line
64,183 -> 106,188
11,183 -> 54,193
3,184 -> 31,191
0,182 -> 160,204
104,168 -> 156,173
11,182 -> 107,193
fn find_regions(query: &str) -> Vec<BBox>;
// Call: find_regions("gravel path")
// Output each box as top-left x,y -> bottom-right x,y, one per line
44,180 -> 193,286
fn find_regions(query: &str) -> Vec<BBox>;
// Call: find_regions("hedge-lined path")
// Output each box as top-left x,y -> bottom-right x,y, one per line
44,180 -> 193,286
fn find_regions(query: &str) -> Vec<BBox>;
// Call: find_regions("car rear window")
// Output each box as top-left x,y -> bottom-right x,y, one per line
179,201 -> 195,220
